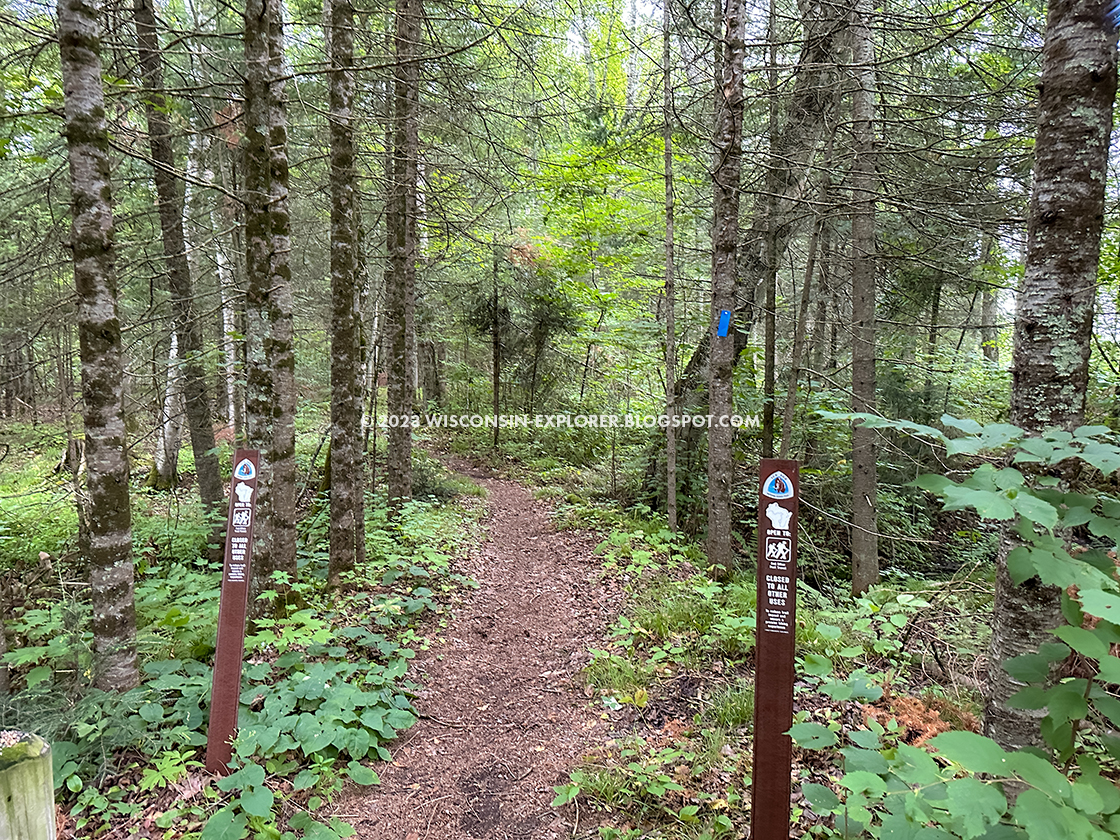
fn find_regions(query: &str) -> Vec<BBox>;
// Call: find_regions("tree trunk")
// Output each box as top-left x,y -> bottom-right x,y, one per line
326,0 -> 364,588
265,0 -> 298,596
491,244 -> 501,449
706,0 -> 745,580
986,0 -> 1117,751
0,733 -> 55,840
387,0 -> 421,506
132,0 -> 222,513
148,331 -> 183,489
57,0 -> 138,691
779,174 -> 825,460
849,0 -> 878,597
663,0 -> 678,534
245,0 -> 298,610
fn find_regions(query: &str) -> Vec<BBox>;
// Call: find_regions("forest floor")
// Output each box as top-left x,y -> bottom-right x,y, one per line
332,459 -> 622,839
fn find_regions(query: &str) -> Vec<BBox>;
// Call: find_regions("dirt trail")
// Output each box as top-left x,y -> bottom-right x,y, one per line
337,469 -> 619,839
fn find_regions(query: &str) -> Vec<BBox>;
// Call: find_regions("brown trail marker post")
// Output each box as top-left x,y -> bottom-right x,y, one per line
206,449 -> 260,774
751,459 -> 798,840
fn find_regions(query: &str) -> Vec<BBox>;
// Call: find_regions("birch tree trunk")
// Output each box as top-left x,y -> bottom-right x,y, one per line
148,331 -> 183,489
386,0 -> 421,507
132,0 -> 222,513
326,0 -> 364,587
57,0 -> 138,691
849,0 -> 879,596
706,0 -> 745,579
985,0 -> 1117,751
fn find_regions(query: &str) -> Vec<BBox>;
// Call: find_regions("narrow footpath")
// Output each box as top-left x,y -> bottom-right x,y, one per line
337,469 -> 621,839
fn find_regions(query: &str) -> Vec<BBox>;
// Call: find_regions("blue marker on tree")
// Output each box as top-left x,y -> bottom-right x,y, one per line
717,309 -> 731,337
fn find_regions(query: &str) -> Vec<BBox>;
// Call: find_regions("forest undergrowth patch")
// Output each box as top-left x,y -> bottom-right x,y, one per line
0,437 -> 486,839
548,501 -> 995,840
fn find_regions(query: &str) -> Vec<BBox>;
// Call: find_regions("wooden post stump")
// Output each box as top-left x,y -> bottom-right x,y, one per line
0,731 -> 55,840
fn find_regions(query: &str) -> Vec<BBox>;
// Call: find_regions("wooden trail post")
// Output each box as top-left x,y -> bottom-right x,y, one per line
205,450 -> 260,774
0,731 -> 55,840
750,459 -> 798,840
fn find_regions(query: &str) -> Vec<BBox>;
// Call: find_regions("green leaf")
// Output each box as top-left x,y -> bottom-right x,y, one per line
1007,686 -> 1049,710
293,768 -> 318,790
788,722 -> 838,749
842,746 -> 889,774
942,415 -> 983,435
25,666 -> 51,688
1079,589 -> 1120,623
1044,682 -> 1088,725
1053,625 -> 1108,659
802,653 -> 833,676
1080,442 -> 1120,475
240,785 -> 275,818
138,702 -> 164,723
802,782 -> 840,812
346,761 -> 379,786
1091,694 -> 1120,729
1011,789 -> 1092,838
1009,494 -> 1058,531
1003,653 -> 1051,683
841,770 -> 888,798
944,777 -> 1006,840
926,732 -> 1012,775
1008,752 -> 1071,800
216,762 -> 265,792
849,729 -> 882,749
890,743 -> 942,786
202,806 -> 249,840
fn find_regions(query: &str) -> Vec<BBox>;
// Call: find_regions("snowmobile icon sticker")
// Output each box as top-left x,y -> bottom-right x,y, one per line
762,470 -> 793,499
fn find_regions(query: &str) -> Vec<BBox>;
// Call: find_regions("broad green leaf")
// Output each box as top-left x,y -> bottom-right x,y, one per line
912,474 -> 954,494
841,747 -> 889,774
26,666 -> 51,689
1003,653 -> 1051,683
216,762 -> 265,792
802,653 -> 833,676
944,777 -> 1006,840
842,770 -> 888,799
1092,695 -> 1120,729
201,806 -> 249,840
1096,656 -> 1120,684
1009,752 -> 1071,800
802,782 -> 840,812
1070,779 -> 1105,815
239,785 -> 275,818
1008,493 -> 1058,531
1080,442 -> 1120,475
788,722 -> 838,749
1045,682 -> 1088,725
943,487 -> 1014,520
889,743 -> 942,786
1079,589 -> 1120,622
926,731 -> 1012,775
346,761 -> 379,786
1007,686 -> 1048,710
849,728 -> 882,749
138,702 -> 164,723
1053,626 -> 1108,659
941,415 -> 983,435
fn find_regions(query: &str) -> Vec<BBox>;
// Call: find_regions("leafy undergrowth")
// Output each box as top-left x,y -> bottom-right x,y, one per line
547,501 -> 995,839
557,420 -> 1120,840
0,482 -> 483,839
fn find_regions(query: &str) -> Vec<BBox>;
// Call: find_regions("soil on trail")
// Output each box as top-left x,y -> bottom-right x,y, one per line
335,469 -> 619,839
